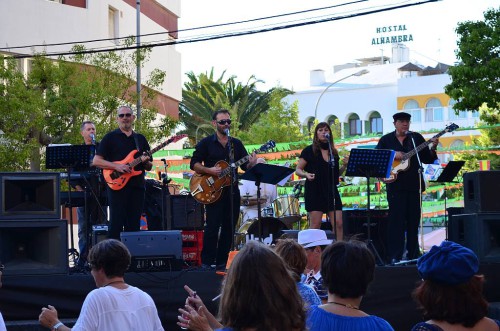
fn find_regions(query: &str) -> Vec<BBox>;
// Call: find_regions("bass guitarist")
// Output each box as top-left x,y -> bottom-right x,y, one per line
376,112 -> 438,264
93,106 -> 152,240
190,109 -> 257,271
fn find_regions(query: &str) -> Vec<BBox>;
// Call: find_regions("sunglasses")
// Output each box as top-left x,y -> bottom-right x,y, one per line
217,119 -> 231,125
118,113 -> 133,118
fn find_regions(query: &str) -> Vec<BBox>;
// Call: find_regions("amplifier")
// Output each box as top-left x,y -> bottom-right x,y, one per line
92,224 -> 108,246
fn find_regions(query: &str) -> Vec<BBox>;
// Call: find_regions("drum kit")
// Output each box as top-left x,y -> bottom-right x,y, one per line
235,179 -> 306,248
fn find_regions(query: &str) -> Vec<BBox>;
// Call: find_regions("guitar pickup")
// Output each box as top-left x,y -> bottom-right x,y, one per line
206,177 -> 215,187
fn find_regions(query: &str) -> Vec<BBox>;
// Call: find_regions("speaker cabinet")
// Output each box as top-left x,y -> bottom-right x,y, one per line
166,195 -> 204,230
343,209 -> 389,261
449,213 -> 500,263
0,172 -> 60,220
464,171 -> 500,213
0,219 -> 68,275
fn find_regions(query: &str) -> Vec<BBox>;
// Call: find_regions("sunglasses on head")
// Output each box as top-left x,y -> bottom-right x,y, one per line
217,119 -> 231,125
118,113 -> 133,118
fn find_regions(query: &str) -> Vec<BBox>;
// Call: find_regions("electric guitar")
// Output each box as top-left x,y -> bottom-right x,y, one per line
103,134 -> 186,190
381,123 -> 459,183
189,140 -> 276,204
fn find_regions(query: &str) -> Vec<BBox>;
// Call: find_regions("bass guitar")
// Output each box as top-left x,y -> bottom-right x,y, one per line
382,123 -> 459,183
189,140 -> 276,204
103,134 -> 186,190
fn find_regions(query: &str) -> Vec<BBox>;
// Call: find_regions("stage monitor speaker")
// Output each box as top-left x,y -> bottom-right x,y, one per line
343,209 -> 389,262
0,172 -> 60,220
449,213 -> 500,263
0,219 -> 68,275
464,171 -> 500,213
166,195 -> 204,230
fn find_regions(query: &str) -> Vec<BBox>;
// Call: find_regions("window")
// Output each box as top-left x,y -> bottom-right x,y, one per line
403,99 -> 421,123
370,117 -> 383,134
348,115 -> 362,136
448,99 -> 467,120
109,7 -> 119,44
425,98 -> 443,122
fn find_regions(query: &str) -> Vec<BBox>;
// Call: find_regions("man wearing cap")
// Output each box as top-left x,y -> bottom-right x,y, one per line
298,229 -> 333,301
376,112 -> 438,264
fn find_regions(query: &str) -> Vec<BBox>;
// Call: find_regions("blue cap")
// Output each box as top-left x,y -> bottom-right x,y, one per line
417,241 -> 479,285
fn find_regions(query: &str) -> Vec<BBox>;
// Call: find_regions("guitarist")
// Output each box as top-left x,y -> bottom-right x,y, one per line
190,109 -> 257,271
376,112 -> 438,264
93,106 -> 152,240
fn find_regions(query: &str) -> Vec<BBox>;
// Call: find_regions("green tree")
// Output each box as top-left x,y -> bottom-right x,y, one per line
445,7 -> 500,115
179,68 -> 291,145
0,38 -> 175,171
239,89 -> 306,144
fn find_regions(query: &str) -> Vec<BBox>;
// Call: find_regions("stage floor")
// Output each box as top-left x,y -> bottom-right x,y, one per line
2,263 -> 500,331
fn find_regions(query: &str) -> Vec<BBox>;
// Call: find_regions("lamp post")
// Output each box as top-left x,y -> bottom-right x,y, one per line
313,69 -> 369,122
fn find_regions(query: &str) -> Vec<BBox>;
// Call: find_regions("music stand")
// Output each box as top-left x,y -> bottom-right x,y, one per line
346,148 -> 395,266
430,160 -> 465,240
240,163 -> 294,245
46,145 -> 94,269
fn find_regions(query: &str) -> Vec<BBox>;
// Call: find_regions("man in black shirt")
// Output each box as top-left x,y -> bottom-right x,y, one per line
376,112 -> 438,263
191,109 -> 256,270
93,106 -> 152,240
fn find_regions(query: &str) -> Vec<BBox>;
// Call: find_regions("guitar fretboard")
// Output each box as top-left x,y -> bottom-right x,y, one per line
402,129 -> 449,161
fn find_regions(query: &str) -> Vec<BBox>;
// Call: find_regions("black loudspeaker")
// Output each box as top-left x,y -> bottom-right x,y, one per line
449,213 -> 500,263
0,219 -> 68,275
464,171 -> 500,213
0,172 -> 60,220
166,195 -> 204,230
343,209 -> 389,261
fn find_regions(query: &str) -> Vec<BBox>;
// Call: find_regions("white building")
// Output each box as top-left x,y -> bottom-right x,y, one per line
0,0 -> 181,119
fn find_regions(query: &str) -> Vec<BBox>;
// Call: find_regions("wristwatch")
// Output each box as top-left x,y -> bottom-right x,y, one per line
52,322 -> 64,330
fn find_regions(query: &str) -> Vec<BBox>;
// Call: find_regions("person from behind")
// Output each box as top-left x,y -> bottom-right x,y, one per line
411,240 -> 500,331
178,240 -> 306,331
39,239 -> 164,331
274,238 -> 321,308
298,229 -> 333,301
307,240 -> 394,331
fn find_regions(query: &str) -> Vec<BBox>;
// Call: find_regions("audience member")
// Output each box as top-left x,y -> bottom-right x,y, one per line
0,262 -> 6,331
307,240 -> 394,331
411,240 -> 500,331
39,239 -> 164,331
178,241 -> 306,331
298,229 -> 332,301
275,238 -> 321,308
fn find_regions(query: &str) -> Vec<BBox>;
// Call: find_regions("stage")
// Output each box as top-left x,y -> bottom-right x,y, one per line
2,263 -> 500,330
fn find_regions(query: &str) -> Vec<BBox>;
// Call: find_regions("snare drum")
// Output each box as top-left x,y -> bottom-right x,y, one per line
235,217 -> 288,248
273,195 -> 301,228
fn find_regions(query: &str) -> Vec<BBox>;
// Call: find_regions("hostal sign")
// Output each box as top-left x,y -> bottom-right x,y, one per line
371,24 -> 413,45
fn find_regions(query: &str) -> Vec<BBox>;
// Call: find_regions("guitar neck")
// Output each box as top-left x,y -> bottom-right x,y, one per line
127,139 -> 170,168
403,130 -> 447,160
221,155 -> 251,177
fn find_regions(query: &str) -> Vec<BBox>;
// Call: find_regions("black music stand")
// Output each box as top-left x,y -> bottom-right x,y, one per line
46,145 -> 94,269
430,160 -> 465,240
346,148 -> 395,266
240,163 -> 294,245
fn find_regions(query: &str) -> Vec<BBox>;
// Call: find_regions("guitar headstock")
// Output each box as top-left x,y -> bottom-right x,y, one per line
259,140 -> 276,153
445,123 -> 459,133
167,134 -> 188,144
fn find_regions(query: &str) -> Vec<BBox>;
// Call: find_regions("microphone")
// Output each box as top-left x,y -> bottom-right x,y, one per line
224,128 -> 230,137
405,131 -> 414,135
90,134 -> 96,145
324,133 -> 330,139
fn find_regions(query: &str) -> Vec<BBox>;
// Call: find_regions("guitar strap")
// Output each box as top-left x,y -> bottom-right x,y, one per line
132,132 -> 141,152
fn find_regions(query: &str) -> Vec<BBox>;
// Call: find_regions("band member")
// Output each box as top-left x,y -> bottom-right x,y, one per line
93,106 -> 152,240
376,112 -> 438,263
72,121 -> 107,266
239,158 -> 278,224
295,122 -> 347,240
190,109 -> 256,270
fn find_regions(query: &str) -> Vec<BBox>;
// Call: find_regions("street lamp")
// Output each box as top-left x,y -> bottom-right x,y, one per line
313,69 -> 369,122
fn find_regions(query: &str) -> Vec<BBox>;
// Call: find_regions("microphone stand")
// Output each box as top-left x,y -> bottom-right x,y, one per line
409,133 -> 425,256
227,133 -> 236,251
326,138 -> 338,240
160,158 -> 171,230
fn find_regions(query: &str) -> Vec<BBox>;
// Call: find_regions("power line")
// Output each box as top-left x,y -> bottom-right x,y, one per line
9,0 -> 439,60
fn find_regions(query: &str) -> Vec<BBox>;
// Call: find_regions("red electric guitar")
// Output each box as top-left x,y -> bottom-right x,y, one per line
103,134 -> 186,190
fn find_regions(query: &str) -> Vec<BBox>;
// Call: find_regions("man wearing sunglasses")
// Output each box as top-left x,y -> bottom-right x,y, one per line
191,109 -> 257,271
93,106 -> 152,240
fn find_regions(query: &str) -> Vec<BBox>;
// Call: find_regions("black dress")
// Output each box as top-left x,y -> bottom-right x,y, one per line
300,145 -> 342,213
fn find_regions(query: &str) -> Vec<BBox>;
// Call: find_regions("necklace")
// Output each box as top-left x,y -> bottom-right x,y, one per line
103,280 -> 125,287
327,301 -> 360,310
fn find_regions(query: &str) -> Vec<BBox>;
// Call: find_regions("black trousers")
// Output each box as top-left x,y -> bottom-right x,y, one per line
106,185 -> 145,240
201,187 -> 240,267
387,189 -> 421,262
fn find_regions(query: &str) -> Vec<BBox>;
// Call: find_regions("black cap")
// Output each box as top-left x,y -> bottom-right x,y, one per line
393,112 -> 411,121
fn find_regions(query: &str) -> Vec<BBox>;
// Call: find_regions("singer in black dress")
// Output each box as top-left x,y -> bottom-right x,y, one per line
295,122 -> 346,240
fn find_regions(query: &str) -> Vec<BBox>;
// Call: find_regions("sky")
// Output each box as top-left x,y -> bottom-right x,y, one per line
177,0 -> 499,91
